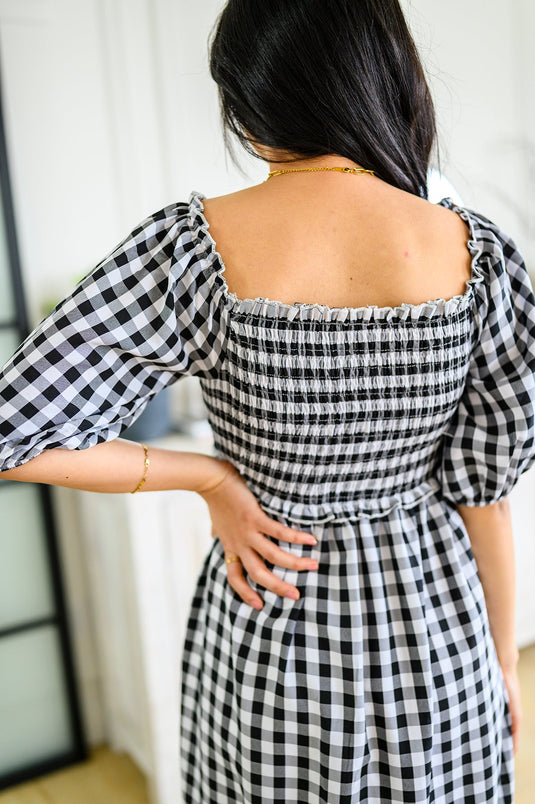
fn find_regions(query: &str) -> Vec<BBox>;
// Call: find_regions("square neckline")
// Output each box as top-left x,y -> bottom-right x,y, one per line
187,189 -> 486,324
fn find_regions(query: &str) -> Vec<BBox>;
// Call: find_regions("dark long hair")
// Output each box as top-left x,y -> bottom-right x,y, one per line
208,0 -> 440,199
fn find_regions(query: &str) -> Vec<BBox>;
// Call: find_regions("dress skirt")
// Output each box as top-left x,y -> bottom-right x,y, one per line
179,490 -> 514,803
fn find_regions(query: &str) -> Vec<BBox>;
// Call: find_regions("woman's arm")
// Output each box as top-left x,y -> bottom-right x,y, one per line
457,497 -> 523,755
0,438 -> 320,609
0,438 -> 230,495
456,498 -> 519,669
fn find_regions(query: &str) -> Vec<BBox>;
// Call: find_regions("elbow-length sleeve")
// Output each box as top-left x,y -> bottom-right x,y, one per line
437,213 -> 535,507
0,201 -> 224,472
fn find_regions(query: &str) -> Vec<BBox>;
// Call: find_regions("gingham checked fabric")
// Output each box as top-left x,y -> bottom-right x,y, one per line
2,189 -> 535,802
0,200 -> 227,469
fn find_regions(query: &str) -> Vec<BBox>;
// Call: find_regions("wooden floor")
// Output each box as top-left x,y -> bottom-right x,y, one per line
2,644 -> 535,803
0,746 -> 150,804
514,642 -> 535,804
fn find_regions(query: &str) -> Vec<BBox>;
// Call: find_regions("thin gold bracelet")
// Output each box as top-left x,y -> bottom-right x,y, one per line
131,443 -> 150,493
199,467 -> 233,497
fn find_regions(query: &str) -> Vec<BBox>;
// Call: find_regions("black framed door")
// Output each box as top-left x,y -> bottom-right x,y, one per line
0,56 -> 87,788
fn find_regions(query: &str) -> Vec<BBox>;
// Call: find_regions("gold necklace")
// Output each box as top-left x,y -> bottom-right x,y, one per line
265,165 -> 375,180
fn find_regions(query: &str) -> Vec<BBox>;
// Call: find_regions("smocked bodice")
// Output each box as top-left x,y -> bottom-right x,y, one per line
199,300 -> 475,523
190,190 -> 488,523
3,187 -> 533,523
178,190 -> 530,804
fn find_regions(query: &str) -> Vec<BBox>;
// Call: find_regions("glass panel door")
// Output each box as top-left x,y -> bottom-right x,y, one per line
0,55 -> 87,788
0,627 -> 75,775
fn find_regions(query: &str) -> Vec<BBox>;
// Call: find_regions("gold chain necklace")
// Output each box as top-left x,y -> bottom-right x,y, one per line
265,166 -> 375,180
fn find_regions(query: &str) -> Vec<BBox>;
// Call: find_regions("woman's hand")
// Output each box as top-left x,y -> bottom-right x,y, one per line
198,460 -> 319,610
500,661 -> 522,755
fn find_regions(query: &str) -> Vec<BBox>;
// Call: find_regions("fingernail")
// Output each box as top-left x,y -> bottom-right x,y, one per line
305,536 -> 318,545
306,561 -> 319,570
251,600 -> 263,610
286,590 -> 300,600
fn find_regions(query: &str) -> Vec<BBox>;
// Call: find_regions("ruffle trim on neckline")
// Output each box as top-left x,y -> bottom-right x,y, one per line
252,477 -> 444,525
187,189 -> 487,324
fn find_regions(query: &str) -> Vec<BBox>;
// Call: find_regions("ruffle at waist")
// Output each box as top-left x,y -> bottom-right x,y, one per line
254,476 -> 444,525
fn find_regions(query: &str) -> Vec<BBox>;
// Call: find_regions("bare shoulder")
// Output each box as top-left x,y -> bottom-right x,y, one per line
203,184 -> 468,237
199,183 -> 474,309
410,192 -> 472,248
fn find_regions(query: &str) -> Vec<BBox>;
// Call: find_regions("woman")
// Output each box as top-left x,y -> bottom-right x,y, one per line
0,1 -> 533,801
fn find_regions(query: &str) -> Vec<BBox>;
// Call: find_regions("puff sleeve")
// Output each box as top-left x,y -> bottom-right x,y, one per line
0,201 -> 224,472
437,212 -> 535,507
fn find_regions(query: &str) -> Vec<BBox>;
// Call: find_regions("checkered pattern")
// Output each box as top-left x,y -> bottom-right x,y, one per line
181,502 -> 513,803
0,200 -> 227,470
436,208 -> 535,505
181,192 -> 535,802
1,189 -> 533,801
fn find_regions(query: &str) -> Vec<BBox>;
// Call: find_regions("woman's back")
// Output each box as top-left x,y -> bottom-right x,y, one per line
0,181 -> 532,802
201,173 -> 473,311
0,0 -> 533,795
180,183 -> 533,801
182,185 -> 490,525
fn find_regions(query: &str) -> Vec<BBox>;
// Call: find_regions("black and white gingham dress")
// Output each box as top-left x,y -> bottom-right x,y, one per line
2,189 -> 535,803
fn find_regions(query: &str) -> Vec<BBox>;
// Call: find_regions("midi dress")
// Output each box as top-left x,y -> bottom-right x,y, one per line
1,189 -> 535,803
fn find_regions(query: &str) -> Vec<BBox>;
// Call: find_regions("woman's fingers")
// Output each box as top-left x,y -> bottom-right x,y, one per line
238,547 -> 309,601
223,537 -> 319,608
253,533 -> 319,572
225,558 -> 264,609
258,512 -> 317,546
501,667 -> 522,755
220,514 -> 320,607
208,483 -> 321,607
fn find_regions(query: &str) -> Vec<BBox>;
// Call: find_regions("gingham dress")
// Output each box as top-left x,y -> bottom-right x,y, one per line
1,190 -> 535,803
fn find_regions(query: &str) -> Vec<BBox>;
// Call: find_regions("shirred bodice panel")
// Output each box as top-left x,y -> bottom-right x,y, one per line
200,304 -> 474,523
1,188 -> 534,523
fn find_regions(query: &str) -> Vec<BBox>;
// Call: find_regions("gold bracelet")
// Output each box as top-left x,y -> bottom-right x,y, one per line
199,467 -> 233,496
131,443 -> 150,493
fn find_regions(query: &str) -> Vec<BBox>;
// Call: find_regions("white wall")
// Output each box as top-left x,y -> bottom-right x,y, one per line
402,0 -> 534,259
3,0 -> 534,323
1,0 -> 534,748
0,0 -> 119,325
0,0 -> 246,327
